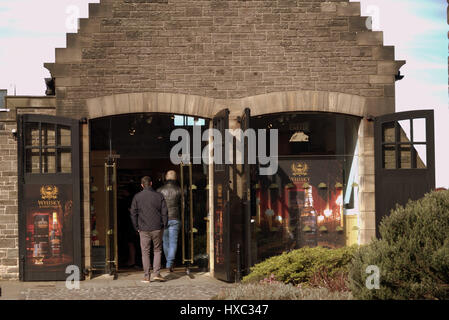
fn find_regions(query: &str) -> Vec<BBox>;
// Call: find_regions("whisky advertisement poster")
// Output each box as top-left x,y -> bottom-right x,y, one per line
23,184 -> 74,272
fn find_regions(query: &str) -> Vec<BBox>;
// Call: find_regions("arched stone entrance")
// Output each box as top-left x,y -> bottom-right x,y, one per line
82,90 -> 377,279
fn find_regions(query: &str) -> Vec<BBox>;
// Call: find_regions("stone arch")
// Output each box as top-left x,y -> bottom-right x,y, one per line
87,92 -> 217,119
87,90 -> 368,119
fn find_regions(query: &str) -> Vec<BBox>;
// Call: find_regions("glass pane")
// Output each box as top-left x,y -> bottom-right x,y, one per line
382,146 -> 396,169
413,118 -> 426,143
382,122 -> 395,143
25,123 -> 40,147
399,144 -> 411,169
25,149 -> 40,173
57,149 -> 72,173
415,144 -> 427,168
42,148 -> 56,173
57,126 -> 71,146
41,123 -> 56,147
398,120 -> 411,143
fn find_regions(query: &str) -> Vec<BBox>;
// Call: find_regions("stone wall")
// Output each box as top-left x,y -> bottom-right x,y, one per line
0,121 -> 18,279
0,97 -> 56,280
45,0 -> 404,119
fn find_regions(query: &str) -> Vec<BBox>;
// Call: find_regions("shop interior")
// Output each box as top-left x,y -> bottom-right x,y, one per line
89,113 -> 209,273
249,112 -> 361,263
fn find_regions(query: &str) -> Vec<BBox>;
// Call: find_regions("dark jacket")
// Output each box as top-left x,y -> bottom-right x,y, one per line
130,187 -> 168,232
157,180 -> 182,221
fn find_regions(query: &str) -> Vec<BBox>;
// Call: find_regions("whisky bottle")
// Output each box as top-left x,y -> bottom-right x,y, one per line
50,212 -> 62,258
34,214 -> 49,257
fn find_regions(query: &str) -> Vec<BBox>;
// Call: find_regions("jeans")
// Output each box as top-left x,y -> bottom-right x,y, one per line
163,220 -> 180,268
139,230 -> 163,277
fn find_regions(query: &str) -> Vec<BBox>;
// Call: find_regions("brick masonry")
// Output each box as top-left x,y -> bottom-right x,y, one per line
44,0 -> 404,119
0,121 -> 19,279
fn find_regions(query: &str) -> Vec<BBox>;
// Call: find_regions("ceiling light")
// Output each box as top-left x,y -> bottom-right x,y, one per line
290,131 -> 309,142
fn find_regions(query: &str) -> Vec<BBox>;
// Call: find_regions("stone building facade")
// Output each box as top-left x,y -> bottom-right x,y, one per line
0,0 -> 411,281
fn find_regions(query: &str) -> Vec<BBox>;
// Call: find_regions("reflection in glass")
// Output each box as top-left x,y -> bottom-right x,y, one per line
58,149 -> 72,173
398,120 -> 411,143
415,145 -> 427,168
42,148 -> 56,173
399,145 -> 411,169
25,123 -> 40,147
383,146 -> 396,169
413,118 -> 426,142
41,123 -> 56,147
26,149 -> 40,173
382,122 -> 395,143
57,126 -> 71,146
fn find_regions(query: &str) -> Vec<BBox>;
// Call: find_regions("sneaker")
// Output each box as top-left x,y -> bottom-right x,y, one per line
141,277 -> 151,283
169,266 -> 174,273
153,274 -> 165,282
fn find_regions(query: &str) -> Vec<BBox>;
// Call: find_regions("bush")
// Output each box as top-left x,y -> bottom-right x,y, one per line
214,283 -> 352,300
309,266 -> 350,292
242,245 -> 358,287
349,190 -> 449,300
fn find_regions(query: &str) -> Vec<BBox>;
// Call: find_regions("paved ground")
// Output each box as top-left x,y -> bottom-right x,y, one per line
0,268 -> 233,300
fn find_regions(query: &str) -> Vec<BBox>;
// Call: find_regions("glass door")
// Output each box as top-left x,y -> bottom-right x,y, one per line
180,162 -> 194,274
104,156 -> 118,276
212,109 -> 231,282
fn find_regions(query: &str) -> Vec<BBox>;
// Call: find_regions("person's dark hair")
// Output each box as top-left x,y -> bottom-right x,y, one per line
141,176 -> 152,188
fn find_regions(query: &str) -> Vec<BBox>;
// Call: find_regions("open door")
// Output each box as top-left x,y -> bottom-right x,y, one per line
180,162 -> 194,274
18,114 -> 82,281
212,109 -> 231,281
104,156 -> 118,276
374,110 -> 435,238
240,108 -> 252,275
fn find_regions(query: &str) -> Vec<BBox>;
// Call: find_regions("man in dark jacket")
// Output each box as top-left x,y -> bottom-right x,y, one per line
131,176 -> 168,282
157,170 -> 182,272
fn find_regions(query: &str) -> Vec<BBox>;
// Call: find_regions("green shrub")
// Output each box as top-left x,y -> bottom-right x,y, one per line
214,283 -> 352,300
242,245 -> 358,286
349,190 -> 449,300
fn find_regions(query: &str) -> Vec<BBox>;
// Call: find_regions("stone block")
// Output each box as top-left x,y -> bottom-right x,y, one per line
356,31 -> 383,45
0,258 -> 18,266
364,97 -> 395,116
321,2 -> 337,13
55,48 -> 82,63
359,175 -> 375,193
359,211 -> 376,229
359,228 -> 376,244
0,238 -> 15,249
372,46 -> 395,60
359,154 -> 375,176
337,2 -> 361,16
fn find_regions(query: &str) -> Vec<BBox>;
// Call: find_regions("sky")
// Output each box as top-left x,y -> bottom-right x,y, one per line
0,0 -> 448,187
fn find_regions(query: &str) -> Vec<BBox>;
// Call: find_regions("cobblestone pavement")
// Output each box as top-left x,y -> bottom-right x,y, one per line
0,269 -> 234,300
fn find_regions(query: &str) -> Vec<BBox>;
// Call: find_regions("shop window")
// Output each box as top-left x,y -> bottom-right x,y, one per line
24,123 -> 72,174
174,115 -> 205,126
381,119 -> 427,169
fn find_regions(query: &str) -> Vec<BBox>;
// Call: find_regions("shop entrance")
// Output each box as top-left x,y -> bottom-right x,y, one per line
89,114 -> 209,277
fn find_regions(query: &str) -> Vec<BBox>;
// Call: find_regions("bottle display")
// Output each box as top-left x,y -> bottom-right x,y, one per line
33,214 -> 49,264
299,186 -> 317,247
50,212 -> 62,258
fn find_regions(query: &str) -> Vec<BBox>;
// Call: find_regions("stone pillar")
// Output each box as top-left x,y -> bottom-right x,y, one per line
81,122 -> 91,272
358,119 -> 376,244
207,120 -> 214,277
